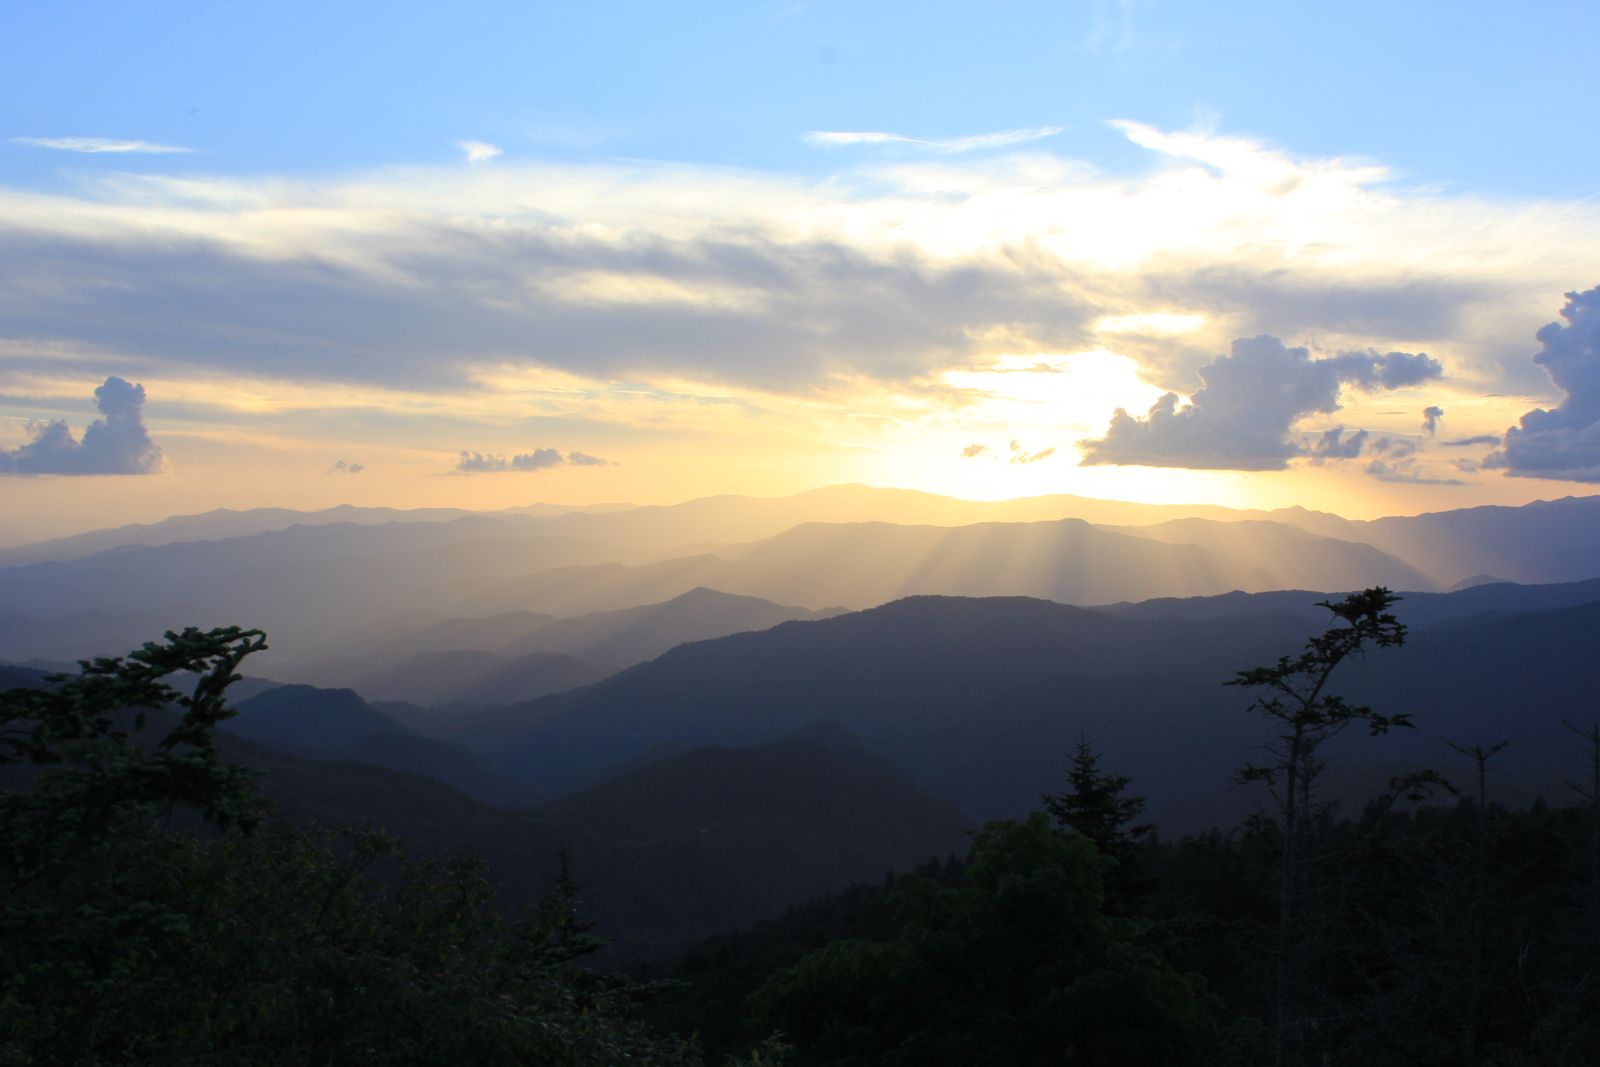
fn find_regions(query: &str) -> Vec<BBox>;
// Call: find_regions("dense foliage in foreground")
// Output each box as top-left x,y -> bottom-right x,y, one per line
0,628 -> 778,1066
5,594 -> 1599,1066
655,592 -> 1600,1067
662,791 -> 1600,1066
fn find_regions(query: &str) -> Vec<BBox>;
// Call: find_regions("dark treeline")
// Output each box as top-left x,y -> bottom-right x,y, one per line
653,590 -> 1600,1066
657,776 -> 1600,1065
4,592 -> 1599,1064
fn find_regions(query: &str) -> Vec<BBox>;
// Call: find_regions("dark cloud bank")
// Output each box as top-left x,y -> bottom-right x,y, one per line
0,376 -> 164,476
1079,335 -> 1442,470
1489,286 -> 1600,482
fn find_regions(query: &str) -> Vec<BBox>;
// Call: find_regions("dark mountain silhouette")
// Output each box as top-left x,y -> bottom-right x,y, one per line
328,732 -> 536,807
226,684 -> 411,751
1098,576 -> 1600,630
0,664 -> 50,690
429,596 -> 1317,799
221,684 -> 531,804
409,590 -> 1600,830
214,725 -> 969,959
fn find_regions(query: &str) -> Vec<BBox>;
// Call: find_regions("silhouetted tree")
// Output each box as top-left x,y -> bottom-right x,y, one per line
1043,735 -> 1153,908
1228,587 -> 1413,1067
1043,735 -> 1153,856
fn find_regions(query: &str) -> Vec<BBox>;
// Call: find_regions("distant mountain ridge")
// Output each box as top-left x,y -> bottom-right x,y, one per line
403,585 -> 1600,829
8,486 -> 1600,677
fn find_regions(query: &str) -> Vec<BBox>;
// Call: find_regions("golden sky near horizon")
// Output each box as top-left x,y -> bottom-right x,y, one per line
3,119 -> 1600,546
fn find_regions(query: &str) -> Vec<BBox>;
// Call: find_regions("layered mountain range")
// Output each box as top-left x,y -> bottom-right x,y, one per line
6,485 -> 1600,955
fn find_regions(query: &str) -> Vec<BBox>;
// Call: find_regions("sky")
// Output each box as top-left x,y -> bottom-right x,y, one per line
3,0 -> 1600,544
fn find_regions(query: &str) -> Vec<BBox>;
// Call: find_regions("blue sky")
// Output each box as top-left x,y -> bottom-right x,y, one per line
3,1 -> 1600,543
5,1 -> 1596,196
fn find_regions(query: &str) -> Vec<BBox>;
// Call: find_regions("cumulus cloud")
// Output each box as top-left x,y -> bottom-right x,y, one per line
803,126 -> 1063,153
456,140 -> 502,164
1487,286 -> 1600,481
961,443 -> 988,458
11,136 -> 191,154
330,459 -> 365,474
1079,335 -> 1443,470
0,376 -> 164,476
453,447 -> 608,473
1422,405 -> 1444,433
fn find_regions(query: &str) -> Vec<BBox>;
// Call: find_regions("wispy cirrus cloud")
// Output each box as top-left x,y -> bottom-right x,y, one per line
11,136 -> 192,154
803,125 -> 1063,153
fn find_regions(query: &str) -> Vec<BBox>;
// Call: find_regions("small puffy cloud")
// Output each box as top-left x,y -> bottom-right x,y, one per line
330,459 -> 365,474
455,451 -> 512,472
1079,335 -> 1443,470
1422,405 -> 1444,434
0,376 -> 164,476
960,443 -> 988,458
11,136 -> 191,154
453,447 -> 609,473
511,448 -> 564,470
1008,440 -> 1055,464
1488,286 -> 1600,481
803,126 -> 1063,153
1307,426 -> 1368,463
456,140 -> 502,164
